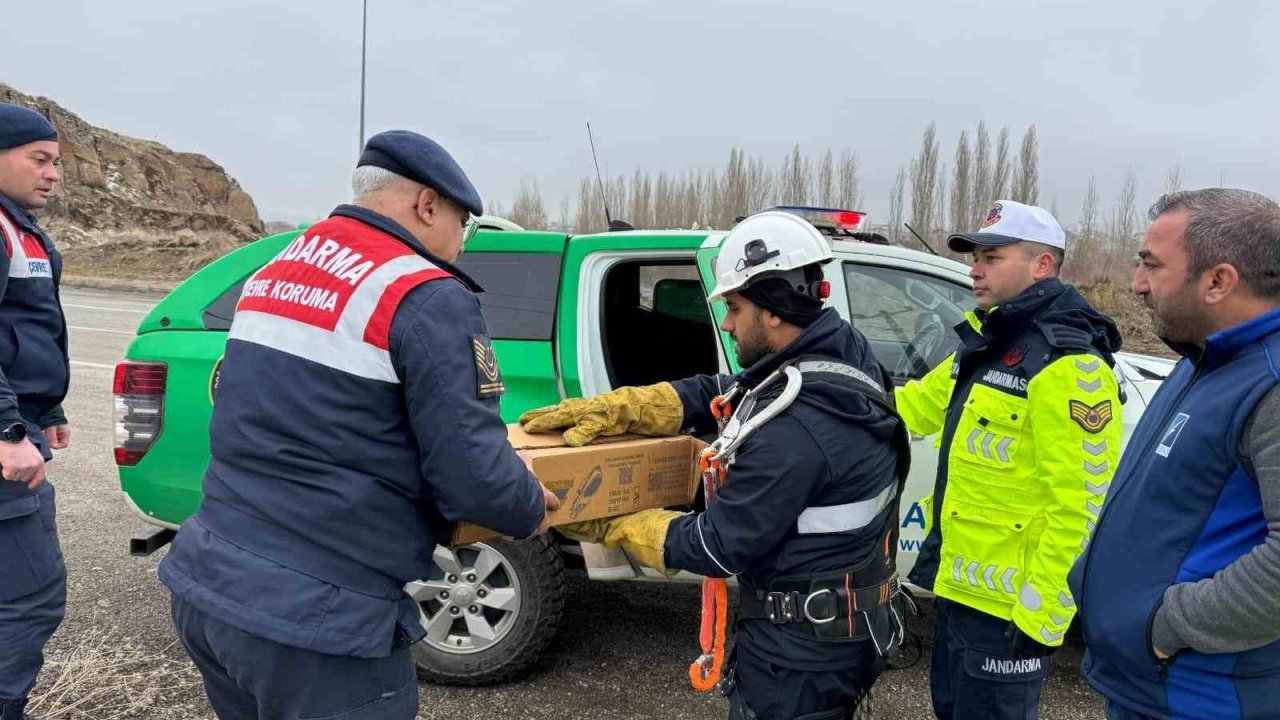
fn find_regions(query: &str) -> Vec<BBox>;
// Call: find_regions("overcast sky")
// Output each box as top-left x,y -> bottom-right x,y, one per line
3,0 -> 1276,227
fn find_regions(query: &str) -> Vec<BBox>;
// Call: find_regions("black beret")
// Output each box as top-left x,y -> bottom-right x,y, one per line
0,103 -> 58,151
358,130 -> 482,217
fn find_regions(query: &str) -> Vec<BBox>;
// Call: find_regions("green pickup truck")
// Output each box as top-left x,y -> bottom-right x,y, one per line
115,208 -> 1170,684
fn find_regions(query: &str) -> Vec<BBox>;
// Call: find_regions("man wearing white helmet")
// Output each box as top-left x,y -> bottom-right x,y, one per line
522,211 -> 912,719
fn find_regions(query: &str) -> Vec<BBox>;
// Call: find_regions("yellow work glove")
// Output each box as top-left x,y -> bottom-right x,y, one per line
519,382 -> 684,447
558,509 -> 684,575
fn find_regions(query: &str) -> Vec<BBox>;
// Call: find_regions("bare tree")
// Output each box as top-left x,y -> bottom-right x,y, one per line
951,130 -> 973,234
908,123 -> 941,249
745,156 -> 773,216
678,171 -> 708,229
1106,169 -> 1139,278
1011,125 -> 1039,204
557,194 -> 570,231
509,176 -> 548,230
888,166 -> 907,245
992,126 -> 1013,203
837,149 -> 861,210
817,149 -> 836,207
780,144 -> 810,205
1073,176 -> 1101,281
718,148 -> 749,228
607,174 -> 628,225
970,121 -> 993,225
1165,165 -> 1184,194
699,170 -> 716,227
934,161 -> 948,241
630,169 -> 653,229
576,177 -> 604,233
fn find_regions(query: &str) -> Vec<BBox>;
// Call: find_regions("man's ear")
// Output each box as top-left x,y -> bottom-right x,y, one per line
1033,251 -> 1056,280
1203,263 -> 1242,306
415,187 -> 441,225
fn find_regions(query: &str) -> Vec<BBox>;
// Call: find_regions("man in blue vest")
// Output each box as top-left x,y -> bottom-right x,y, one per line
0,103 -> 72,720
159,131 -> 556,720
1070,188 -> 1280,720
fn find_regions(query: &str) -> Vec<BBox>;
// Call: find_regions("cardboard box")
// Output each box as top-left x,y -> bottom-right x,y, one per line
450,425 -> 706,546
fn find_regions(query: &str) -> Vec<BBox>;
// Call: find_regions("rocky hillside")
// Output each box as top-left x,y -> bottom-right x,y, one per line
1,83 -> 264,284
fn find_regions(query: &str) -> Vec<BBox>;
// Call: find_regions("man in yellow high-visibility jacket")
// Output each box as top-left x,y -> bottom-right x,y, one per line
897,200 -> 1123,720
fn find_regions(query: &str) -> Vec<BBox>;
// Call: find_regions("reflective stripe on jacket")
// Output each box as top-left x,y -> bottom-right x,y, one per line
160,206 -> 545,657
897,279 -> 1123,645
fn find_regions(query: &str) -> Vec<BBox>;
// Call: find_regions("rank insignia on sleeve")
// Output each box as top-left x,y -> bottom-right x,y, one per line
1069,399 -> 1113,433
472,335 -> 505,398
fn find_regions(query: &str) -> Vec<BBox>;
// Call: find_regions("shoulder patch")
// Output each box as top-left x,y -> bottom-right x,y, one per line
472,334 -> 505,398
1069,399 -> 1113,433
1038,323 -> 1093,353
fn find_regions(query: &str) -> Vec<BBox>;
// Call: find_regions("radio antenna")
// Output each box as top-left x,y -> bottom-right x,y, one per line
586,122 -> 613,227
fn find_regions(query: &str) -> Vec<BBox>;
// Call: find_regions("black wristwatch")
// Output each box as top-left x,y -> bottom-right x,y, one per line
0,422 -> 26,443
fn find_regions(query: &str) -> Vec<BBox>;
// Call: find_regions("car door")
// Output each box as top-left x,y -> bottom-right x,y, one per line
835,259 -> 970,580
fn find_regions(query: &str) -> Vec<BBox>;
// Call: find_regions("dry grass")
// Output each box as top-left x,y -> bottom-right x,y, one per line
59,237 -> 238,284
26,622 -> 204,720
1075,280 -> 1172,358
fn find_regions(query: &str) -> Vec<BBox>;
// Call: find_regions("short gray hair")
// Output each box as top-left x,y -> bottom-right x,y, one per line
1149,188 -> 1280,300
350,165 -> 402,201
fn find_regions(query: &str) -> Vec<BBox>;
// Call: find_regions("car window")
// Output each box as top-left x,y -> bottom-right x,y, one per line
202,279 -> 246,331
456,253 -> 562,340
844,263 -> 969,383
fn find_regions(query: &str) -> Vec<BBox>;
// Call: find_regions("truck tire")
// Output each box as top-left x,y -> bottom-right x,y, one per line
407,535 -> 566,685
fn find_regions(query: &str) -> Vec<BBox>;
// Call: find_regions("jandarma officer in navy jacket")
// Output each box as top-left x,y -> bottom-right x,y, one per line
1070,189 -> 1280,720
0,103 -> 72,720
159,131 -> 558,720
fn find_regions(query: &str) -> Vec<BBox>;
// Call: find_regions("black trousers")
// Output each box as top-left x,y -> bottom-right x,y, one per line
930,598 -> 1051,720
0,485 -> 66,707
171,595 -> 417,720
725,642 -> 883,720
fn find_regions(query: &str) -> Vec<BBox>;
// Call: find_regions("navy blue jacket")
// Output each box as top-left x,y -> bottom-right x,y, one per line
1069,308 -> 1280,719
665,309 -> 904,669
159,206 -> 545,658
0,192 -> 68,504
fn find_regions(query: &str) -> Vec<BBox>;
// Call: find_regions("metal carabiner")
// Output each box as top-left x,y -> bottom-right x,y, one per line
713,365 -> 804,463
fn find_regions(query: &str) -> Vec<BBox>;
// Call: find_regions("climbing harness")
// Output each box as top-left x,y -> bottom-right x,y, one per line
689,365 -> 802,692
687,359 -> 915,691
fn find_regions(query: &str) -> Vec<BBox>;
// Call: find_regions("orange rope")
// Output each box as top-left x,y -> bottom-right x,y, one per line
689,398 -> 733,692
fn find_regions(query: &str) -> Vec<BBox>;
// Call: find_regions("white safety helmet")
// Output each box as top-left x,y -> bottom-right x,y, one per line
708,211 -> 833,301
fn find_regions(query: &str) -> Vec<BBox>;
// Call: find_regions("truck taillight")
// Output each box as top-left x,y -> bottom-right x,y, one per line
113,361 -> 166,466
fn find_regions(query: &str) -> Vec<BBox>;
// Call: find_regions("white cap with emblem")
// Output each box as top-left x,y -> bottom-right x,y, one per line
949,200 -> 1066,253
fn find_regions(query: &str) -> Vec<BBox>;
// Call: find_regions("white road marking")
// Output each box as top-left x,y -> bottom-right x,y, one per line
70,360 -> 116,370
67,325 -> 133,336
63,303 -> 151,315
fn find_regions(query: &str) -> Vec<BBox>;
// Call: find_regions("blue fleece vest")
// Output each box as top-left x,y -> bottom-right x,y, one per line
1069,309 -> 1280,719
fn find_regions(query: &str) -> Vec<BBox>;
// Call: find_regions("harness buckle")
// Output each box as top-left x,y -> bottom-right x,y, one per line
765,591 -> 803,624
802,589 -> 840,625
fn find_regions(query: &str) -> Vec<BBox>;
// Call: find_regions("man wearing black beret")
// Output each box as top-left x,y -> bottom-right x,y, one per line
160,130 -> 558,719
0,103 -> 72,720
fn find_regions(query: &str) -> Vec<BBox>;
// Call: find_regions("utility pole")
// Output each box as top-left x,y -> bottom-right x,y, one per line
358,0 -> 368,154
